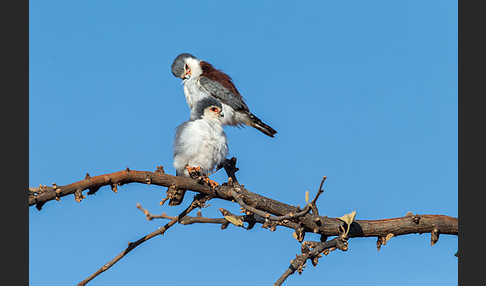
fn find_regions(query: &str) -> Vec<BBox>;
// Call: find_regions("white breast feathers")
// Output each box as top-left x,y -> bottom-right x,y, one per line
173,118 -> 228,177
183,78 -> 210,114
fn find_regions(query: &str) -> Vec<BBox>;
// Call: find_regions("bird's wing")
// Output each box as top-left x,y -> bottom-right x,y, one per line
199,76 -> 249,112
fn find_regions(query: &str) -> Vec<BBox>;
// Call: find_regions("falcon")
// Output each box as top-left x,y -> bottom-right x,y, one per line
171,53 -> 277,137
169,97 -> 228,206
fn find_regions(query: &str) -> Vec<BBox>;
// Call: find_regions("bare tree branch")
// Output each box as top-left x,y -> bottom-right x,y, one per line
28,167 -> 457,238
29,159 -> 458,285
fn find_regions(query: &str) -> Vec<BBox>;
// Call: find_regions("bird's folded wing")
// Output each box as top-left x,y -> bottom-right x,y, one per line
199,76 -> 249,111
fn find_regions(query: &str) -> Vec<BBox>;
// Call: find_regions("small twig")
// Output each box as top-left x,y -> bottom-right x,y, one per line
136,203 -> 172,220
231,182 -> 324,223
180,216 -> 228,225
233,190 -> 311,221
273,237 -> 348,286
310,176 -> 326,216
231,177 -> 325,222
136,203 -> 263,230
77,200 -> 198,286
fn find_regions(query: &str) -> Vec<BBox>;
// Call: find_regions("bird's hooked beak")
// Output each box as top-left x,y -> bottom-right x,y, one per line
182,69 -> 191,79
219,112 -> 224,118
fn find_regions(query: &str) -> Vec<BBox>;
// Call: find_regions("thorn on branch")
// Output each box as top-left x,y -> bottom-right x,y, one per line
74,189 -> 85,203
221,221 -> 230,230
245,215 -> 257,230
35,201 -> 46,211
335,239 -> 349,251
376,233 -> 394,250
376,233 -> 393,251
54,186 -> 62,201
85,173 -> 91,180
292,227 -> 305,242
431,228 -> 440,246
376,236 -> 385,251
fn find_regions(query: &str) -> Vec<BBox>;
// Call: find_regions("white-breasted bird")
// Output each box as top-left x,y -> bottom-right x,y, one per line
169,97 -> 228,205
171,53 -> 277,138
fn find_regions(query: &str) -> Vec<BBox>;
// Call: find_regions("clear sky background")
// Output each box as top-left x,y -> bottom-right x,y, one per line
29,1 -> 457,285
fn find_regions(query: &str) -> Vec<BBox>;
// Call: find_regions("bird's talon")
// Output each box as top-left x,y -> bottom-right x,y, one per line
185,166 -> 202,178
208,179 -> 219,188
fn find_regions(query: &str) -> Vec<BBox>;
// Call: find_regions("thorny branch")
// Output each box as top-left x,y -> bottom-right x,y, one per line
29,158 -> 458,285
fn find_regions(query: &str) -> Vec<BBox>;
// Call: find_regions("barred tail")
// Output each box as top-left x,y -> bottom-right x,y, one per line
248,112 -> 277,138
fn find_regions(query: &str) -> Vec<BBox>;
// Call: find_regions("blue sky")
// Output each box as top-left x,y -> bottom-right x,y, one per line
29,1 -> 457,285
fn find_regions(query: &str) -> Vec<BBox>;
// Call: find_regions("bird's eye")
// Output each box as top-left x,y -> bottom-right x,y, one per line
210,107 -> 219,113
184,64 -> 189,70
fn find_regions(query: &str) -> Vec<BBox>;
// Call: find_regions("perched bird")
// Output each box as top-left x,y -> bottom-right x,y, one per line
171,53 -> 277,137
169,97 -> 228,206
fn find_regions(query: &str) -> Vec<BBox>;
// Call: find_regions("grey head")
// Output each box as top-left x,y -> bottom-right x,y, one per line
193,97 -> 223,120
171,53 -> 197,78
